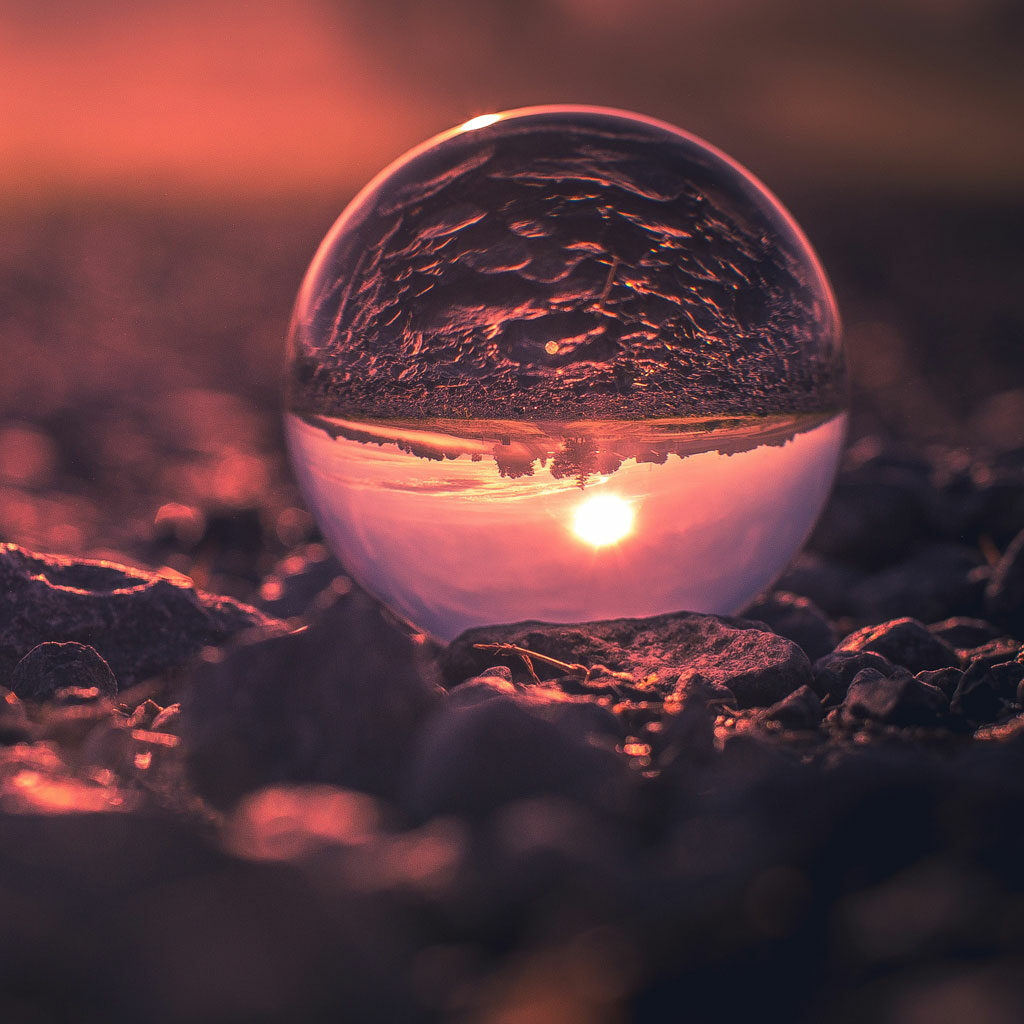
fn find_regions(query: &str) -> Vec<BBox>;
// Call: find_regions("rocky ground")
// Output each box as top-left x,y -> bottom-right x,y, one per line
1,199 -> 1023,1022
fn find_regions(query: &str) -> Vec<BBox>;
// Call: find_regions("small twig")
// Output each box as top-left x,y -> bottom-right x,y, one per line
472,641 -> 625,695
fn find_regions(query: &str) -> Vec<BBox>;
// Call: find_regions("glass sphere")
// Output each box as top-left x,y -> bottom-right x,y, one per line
285,106 -> 846,641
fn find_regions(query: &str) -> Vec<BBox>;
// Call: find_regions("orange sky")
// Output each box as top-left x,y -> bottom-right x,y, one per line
1,0 -> 1022,204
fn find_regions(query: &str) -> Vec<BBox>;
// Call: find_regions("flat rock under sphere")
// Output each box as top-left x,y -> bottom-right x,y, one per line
443,611 -> 812,708
0,544 -> 279,688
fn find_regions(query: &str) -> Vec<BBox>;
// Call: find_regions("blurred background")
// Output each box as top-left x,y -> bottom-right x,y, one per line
1,0 -> 1022,576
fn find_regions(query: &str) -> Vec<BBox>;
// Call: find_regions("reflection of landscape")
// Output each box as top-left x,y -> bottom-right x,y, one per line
288,109 -> 844,423
286,411 -> 846,640
301,409 -> 834,487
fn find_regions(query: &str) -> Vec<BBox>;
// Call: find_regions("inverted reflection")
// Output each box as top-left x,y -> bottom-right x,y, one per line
286,411 -> 846,641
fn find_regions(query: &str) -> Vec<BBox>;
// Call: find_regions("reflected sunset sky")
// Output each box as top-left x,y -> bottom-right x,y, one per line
286,412 -> 846,639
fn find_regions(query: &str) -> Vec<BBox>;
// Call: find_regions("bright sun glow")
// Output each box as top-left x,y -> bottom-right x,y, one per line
571,493 -> 635,547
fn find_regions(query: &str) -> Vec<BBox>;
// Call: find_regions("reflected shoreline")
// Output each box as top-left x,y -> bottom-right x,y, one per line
293,408 -> 839,487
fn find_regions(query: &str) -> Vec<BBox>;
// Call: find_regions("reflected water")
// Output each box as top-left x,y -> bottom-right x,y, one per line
286,411 -> 846,640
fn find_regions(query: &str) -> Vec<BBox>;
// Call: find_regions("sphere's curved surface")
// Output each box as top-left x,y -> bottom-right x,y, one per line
285,107 -> 846,641
288,106 -> 843,422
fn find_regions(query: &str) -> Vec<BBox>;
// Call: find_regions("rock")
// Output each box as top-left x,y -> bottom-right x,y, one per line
447,675 -> 520,708
403,692 -> 632,822
181,589 -> 443,808
742,591 -> 837,661
658,699 -> 716,769
848,546 -> 988,624
674,671 -> 735,708
0,543 -> 280,688
961,637 -> 1021,674
837,618 -> 960,674
758,685 -> 823,730
812,650 -> 900,703
449,675 -> 622,743
927,616 -> 1002,650
716,731 -> 797,784
10,641 -> 118,701
842,668 -> 948,728
478,665 -> 513,682
951,660 -> 1024,724
150,703 -> 181,732
443,612 -> 811,709
974,714 -> 1024,749
915,667 -> 963,699
660,663 -> 732,772
985,527 -> 1024,635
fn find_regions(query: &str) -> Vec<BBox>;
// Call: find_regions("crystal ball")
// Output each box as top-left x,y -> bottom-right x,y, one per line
285,106 -> 846,641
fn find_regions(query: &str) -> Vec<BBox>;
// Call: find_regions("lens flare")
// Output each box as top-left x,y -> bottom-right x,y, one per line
571,493 -> 635,547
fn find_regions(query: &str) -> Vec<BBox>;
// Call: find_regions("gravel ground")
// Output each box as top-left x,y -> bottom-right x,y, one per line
0,197 -> 1022,1022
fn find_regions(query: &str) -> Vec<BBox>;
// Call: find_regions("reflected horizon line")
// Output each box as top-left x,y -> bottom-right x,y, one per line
288,407 -> 842,488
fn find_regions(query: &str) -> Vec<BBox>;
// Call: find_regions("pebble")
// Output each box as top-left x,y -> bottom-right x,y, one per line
812,650 -> 898,703
757,685 -> 824,730
837,617 -> 960,673
841,668 -> 948,728
10,641 -> 118,701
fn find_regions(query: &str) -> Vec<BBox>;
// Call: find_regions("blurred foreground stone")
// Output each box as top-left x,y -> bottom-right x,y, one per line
0,543 -> 278,689
181,589 -> 443,808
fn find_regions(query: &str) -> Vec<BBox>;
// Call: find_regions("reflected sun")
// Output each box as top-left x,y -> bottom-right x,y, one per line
571,493 -> 635,547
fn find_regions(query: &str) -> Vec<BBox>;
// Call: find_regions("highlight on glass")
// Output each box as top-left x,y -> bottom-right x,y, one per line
285,106 -> 846,641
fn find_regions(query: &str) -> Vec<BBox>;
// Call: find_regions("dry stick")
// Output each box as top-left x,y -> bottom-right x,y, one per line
472,641 -> 626,695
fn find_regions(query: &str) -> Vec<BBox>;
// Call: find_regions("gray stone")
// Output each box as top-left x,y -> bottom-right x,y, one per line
812,650 -> 898,703
915,667 -> 963,699
842,668 -> 947,728
443,611 -> 811,709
